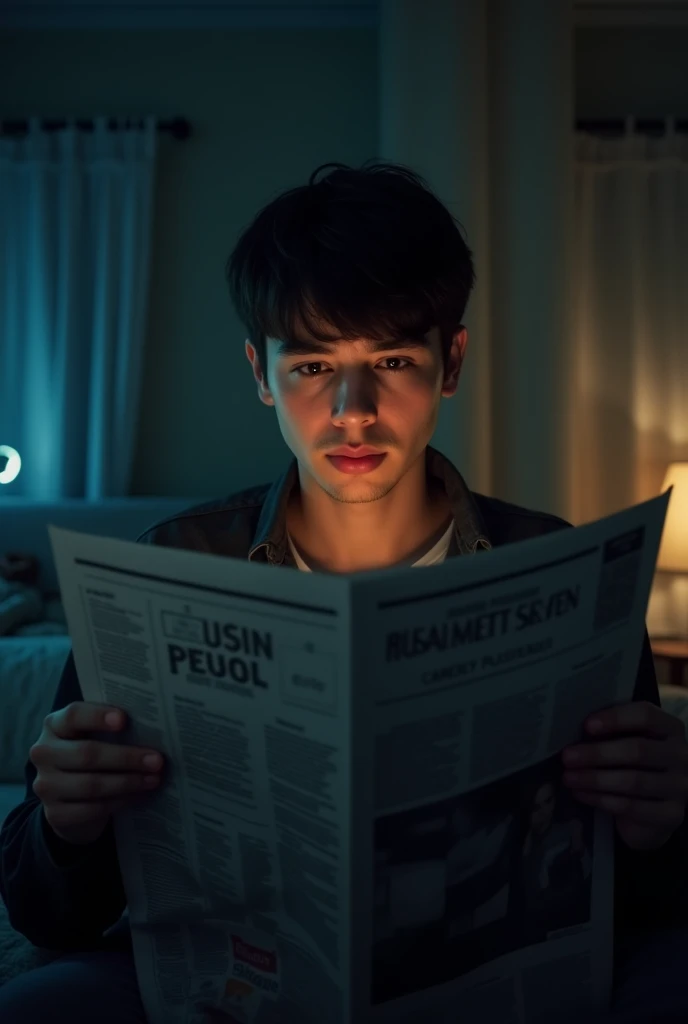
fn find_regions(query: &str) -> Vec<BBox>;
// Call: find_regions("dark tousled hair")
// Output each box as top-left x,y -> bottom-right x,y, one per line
225,159 -> 476,373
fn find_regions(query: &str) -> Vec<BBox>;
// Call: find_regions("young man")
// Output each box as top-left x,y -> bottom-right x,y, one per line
1,160 -> 687,1023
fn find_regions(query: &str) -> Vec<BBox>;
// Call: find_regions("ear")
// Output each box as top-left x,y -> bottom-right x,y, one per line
441,326 -> 468,398
245,340 -> 275,407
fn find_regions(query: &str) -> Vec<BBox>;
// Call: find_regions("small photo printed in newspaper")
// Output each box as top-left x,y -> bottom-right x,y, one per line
371,753 -> 594,1004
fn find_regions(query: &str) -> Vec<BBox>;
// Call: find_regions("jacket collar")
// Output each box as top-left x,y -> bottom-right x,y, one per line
248,445 -> 492,565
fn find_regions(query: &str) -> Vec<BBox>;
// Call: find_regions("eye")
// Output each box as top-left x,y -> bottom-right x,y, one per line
380,356 -> 412,372
294,362 -> 329,376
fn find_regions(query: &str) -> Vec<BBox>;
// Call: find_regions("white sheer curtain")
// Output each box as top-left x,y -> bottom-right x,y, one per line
0,116 -> 157,499
570,120 -> 688,527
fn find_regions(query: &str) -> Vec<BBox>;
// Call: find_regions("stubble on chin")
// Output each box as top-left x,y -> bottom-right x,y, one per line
326,482 -> 395,505
315,466 -> 400,505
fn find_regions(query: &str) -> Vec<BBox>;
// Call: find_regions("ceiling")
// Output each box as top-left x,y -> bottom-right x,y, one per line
2,0 -> 688,29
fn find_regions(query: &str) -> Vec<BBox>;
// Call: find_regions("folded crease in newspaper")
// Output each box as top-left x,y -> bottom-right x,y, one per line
49,490 -> 670,1024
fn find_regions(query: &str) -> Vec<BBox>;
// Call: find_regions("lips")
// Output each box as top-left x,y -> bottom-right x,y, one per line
327,446 -> 383,458
326,450 -> 387,475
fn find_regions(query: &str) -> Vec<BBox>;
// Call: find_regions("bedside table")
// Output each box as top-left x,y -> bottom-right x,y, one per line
651,638 -> 688,689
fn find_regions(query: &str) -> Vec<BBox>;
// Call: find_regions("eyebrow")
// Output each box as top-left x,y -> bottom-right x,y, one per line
275,335 -> 429,357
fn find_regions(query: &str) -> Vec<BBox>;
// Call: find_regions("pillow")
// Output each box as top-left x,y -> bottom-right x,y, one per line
0,580 -> 43,636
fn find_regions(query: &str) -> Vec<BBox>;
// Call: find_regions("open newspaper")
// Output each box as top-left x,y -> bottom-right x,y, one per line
49,490 -> 670,1024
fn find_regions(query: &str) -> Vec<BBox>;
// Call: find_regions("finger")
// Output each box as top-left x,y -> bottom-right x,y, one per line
563,736 -> 688,771
563,768 -> 688,801
570,790 -> 685,825
31,736 -> 164,774
585,701 -> 684,740
33,769 -> 161,803
48,702 -> 128,740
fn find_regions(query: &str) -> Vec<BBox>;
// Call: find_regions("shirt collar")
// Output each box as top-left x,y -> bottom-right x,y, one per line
248,445 -> 492,564
426,446 -> 492,556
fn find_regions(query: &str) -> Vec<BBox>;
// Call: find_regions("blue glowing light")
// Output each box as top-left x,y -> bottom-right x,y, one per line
0,446 -> 21,484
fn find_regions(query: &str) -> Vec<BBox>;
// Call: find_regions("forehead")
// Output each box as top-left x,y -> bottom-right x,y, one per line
267,325 -> 440,357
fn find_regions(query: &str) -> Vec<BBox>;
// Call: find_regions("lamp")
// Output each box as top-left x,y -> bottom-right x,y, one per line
657,463 -> 688,575
0,445 -> 21,485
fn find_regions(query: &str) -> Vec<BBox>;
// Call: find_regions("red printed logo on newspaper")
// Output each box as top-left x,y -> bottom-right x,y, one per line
231,936 -> 277,974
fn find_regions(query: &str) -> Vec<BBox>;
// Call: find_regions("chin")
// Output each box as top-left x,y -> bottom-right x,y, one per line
321,475 -> 398,504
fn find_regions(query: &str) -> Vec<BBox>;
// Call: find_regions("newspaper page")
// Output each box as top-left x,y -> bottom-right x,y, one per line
346,492 -> 670,1024
48,537 -> 355,1024
48,489 -> 670,1024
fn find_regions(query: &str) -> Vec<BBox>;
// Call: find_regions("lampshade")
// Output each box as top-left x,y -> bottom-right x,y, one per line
657,462 -> 688,572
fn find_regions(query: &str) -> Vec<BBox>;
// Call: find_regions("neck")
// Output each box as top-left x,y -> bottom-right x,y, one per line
287,449 -> 451,573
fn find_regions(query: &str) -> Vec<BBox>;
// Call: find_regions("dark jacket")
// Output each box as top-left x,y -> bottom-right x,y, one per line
1,447 -> 685,951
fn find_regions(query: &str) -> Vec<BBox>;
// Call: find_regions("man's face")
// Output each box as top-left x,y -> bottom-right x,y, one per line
245,324 -> 466,504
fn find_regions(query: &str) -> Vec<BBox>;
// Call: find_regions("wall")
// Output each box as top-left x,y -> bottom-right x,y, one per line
575,27 -> 688,117
0,28 -> 378,496
1,23 -> 687,497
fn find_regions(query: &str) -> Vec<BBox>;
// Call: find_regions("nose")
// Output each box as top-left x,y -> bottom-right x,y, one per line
330,367 -> 378,429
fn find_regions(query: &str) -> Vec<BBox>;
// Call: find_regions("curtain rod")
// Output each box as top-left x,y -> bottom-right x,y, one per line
2,116 -> 684,140
0,117 -> 191,139
576,117 -> 688,136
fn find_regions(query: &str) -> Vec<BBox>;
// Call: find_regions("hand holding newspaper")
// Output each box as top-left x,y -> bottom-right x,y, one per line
49,491 -> 670,1024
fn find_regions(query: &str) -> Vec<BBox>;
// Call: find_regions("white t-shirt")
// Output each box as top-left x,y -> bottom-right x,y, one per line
288,519 -> 454,572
